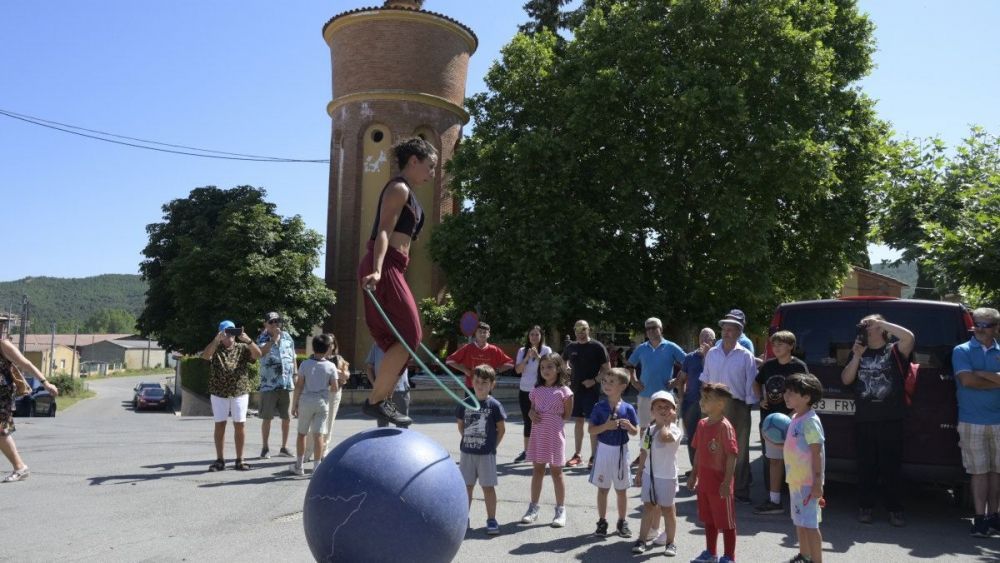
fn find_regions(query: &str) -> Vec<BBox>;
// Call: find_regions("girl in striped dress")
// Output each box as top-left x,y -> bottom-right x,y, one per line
520,353 -> 574,527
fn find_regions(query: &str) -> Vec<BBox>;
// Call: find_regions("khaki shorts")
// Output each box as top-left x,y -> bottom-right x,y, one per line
958,422 -> 1000,474
259,389 -> 291,420
297,395 -> 329,435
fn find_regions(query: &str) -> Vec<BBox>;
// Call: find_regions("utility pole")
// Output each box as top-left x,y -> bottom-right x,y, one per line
71,328 -> 79,377
18,295 -> 29,354
48,322 -> 56,378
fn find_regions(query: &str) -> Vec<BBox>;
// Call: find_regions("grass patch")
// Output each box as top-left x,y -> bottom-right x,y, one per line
55,389 -> 96,411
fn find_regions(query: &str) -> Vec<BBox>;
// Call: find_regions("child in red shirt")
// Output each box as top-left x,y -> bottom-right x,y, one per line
687,382 -> 739,563
446,322 -> 514,388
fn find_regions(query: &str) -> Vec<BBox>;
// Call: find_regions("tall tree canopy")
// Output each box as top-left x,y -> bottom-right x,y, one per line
138,186 -> 335,353
875,127 -> 1000,305
432,0 -> 887,337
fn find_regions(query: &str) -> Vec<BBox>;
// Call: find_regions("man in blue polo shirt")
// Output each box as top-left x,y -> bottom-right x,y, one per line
952,307 -> 1000,538
627,317 -> 685,456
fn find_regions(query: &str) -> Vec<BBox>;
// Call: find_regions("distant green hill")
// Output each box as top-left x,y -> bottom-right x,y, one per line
0,274 -> 147,333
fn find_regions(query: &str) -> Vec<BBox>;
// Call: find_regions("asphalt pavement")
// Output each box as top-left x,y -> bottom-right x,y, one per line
3,375 -> 998,562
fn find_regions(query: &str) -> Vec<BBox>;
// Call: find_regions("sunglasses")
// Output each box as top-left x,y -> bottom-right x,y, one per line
974,321 -> 998,329
267,319 -> 282,325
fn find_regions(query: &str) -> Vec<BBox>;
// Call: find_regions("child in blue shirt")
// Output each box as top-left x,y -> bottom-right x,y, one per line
588,367 -> 639,537
456,365 -> 507,535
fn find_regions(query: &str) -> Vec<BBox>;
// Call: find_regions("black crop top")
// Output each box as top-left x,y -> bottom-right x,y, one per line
369,177 -> 425,241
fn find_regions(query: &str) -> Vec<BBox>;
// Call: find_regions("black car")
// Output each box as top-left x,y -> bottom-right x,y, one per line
767,297 -> 973,488
135,386 -> 172,411
14,376 -> 57,417
133,382 -> 165,409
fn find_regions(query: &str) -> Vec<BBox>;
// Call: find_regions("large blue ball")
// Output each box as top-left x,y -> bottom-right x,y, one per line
303,428 -> 468,562
761,412 -> 792,445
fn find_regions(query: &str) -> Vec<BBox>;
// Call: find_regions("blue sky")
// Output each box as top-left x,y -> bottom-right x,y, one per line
1,1 -> 997,281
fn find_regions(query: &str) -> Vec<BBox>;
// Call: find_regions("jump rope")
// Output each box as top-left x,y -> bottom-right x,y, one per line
364,287 -> 480,411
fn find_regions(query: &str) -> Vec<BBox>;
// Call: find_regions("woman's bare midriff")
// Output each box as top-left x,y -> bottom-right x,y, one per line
387,232 -> 413,255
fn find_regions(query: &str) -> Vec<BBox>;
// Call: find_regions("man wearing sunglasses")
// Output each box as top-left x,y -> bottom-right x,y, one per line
952,307 -> 1000,538
257,312 -> 297,460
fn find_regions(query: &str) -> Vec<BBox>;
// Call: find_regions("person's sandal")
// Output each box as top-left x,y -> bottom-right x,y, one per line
208,459 -> 226,472
234,459 -> 252,471
2,467 -> 29,483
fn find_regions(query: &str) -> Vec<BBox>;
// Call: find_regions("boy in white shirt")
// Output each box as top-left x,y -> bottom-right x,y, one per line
633,390 -> 682,556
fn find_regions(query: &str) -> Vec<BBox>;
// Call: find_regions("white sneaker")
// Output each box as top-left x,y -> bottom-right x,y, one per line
520,503 -> 540,524
290,462 -> 305,476
312,460 -> 320,473
646,528 -> 660,542
552,505 -> 566,528
653,531 -> 668,546
664,542 -> 677,557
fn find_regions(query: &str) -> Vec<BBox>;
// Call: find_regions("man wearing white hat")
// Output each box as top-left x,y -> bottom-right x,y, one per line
701,312 -> 758,503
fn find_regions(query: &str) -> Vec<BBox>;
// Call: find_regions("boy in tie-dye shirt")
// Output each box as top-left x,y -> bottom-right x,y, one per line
783,373 -> 826,563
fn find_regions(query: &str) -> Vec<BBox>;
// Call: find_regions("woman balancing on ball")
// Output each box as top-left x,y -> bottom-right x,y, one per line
358,137 -> 437,427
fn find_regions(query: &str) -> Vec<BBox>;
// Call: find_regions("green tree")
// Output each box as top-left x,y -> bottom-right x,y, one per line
137,186 -> 335,353
433,0 -> 886,338
82,308 -> 138,333
919,128 -> 1000,305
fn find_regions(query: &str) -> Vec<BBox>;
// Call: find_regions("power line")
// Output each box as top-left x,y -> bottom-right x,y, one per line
0,108 -> 329,164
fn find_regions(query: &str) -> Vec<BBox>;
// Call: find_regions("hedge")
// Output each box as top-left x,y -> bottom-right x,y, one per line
180,356 -> 259,396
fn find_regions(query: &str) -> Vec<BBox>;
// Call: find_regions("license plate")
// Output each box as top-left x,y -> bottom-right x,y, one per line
814,398 -> 855,415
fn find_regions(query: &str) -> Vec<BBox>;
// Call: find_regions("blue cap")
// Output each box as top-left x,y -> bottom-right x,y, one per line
218,320 -> 236,332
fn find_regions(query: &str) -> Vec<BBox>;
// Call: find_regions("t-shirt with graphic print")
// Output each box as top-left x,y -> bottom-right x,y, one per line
848,343 -> 906,422
209,342 -> 255,398
456,395 -> 507,455
783,409 -> 825,491
755,357 -> 808,416
257,331 -> 296,392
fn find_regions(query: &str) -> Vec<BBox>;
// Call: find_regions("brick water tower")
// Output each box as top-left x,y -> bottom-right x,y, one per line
322,0 -> 477,363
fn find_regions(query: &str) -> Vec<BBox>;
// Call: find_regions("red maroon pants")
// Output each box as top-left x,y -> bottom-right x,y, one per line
358,241 -> 422,355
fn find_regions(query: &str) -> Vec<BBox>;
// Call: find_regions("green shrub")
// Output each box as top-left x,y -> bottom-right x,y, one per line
180,356 -> 259,396
49,374 -> 86,397
296,353 -> 310,364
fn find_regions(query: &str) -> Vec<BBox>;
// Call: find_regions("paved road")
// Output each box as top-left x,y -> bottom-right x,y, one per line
4,375 -> 998,562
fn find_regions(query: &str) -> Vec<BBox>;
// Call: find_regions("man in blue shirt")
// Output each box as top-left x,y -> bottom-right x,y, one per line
952,307 -> 1000,537
675,327 -> 716,467
627,317 -> 686,461
257,312 -> 297,459
715,309 -> 755,355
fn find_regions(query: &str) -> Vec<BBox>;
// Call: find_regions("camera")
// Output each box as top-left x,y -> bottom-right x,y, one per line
855,323 -> 868,347
224,327 -> 243,337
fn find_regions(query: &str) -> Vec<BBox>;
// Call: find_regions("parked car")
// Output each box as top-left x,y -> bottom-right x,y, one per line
13,376 -> 57,417
132,382 -> 164,409
767,297 -> 973,489
135,386 -> 172,411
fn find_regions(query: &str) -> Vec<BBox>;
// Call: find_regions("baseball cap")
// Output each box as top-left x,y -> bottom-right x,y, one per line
650,390 -> 676,407
218,320 -> 236,332
265,312 -> 282,323
718,308 -> 745,330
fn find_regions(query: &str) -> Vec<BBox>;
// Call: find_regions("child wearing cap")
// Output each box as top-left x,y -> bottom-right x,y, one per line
633,390 -> 682,556
587,368 -> 639,539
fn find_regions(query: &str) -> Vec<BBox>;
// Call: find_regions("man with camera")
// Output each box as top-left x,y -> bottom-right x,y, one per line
201,320 -> 262,472
840,314 -> 914,527
257,312 -> 296,459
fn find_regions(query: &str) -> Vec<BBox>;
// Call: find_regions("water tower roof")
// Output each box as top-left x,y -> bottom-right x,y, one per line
322,4 -> 477,51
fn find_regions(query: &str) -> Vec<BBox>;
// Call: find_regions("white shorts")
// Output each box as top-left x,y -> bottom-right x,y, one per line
589,441 -> 632,491
637,396 -> 652,430
297,395 -> 330,435
210,394 -> 249,423
764,438 -> 784,460
640,475 -> 678,507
